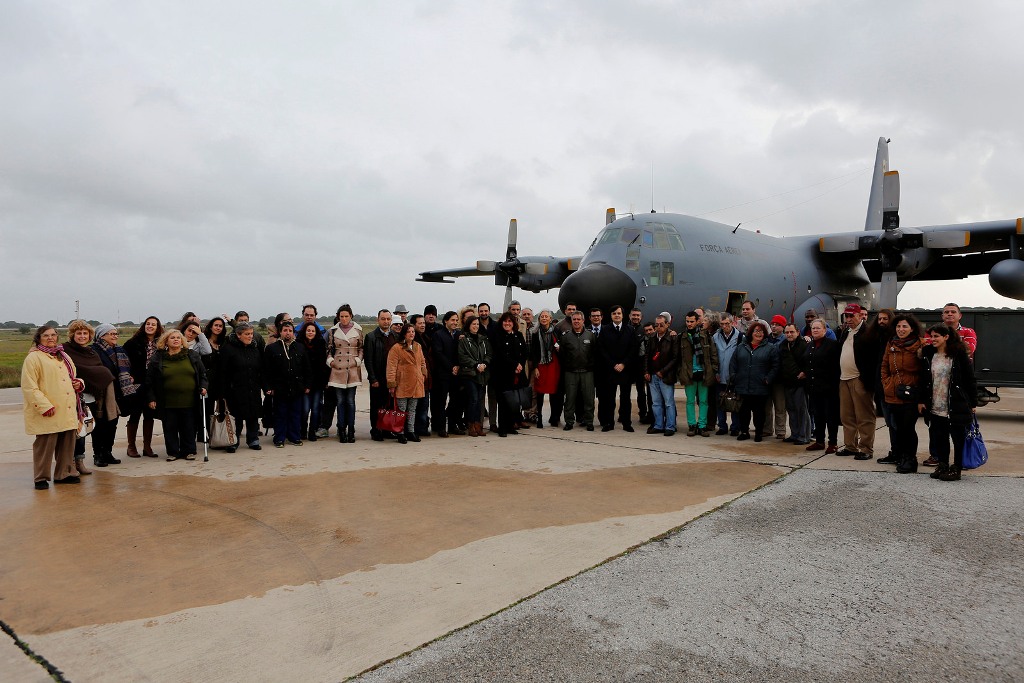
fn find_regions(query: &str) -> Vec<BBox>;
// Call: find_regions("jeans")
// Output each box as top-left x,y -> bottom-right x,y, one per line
683,383 -> 709,428
888,402 -> 920,460
464,379 -> 484,423
336,387 -> 357,430
303,389 -> 322,436
650,375 -> 676,431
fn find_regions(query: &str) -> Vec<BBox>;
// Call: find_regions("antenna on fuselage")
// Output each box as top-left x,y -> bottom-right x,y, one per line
732,222 -> 741,234
651,162 -> 655,213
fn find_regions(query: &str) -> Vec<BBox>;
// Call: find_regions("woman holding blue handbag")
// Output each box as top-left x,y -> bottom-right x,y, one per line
918,324 -> 977,481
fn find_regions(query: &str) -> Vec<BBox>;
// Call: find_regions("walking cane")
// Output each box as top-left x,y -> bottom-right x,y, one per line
201,392 -> 209,462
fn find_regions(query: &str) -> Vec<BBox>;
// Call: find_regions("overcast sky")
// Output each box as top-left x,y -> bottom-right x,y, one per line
2,0 -> 1022,325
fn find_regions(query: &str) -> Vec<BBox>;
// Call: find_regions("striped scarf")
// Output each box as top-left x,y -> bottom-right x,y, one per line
95,339 -> 139,397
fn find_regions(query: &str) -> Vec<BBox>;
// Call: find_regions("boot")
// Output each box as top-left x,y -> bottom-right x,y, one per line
347,426 -> 356,443
939,465 -> 962,481
896,454 -> 918,474
308,428 -> 318,442
339,430 -> 346,443
75,458 -> 93,475
142,419 -> 156,458
930,464 -> 948,479
396,432 -> 407,444
877,451 -> 899,465
470,422 -> 482,437
126,422 -> 140,458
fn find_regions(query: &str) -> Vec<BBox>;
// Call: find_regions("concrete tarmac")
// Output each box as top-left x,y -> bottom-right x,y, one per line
1,386 -> 1021,682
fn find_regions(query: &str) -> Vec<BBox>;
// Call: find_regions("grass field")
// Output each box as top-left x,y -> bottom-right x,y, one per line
0,331 -> 33,388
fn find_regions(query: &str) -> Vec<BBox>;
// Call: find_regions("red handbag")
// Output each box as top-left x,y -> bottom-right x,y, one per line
376,399 -> 407,433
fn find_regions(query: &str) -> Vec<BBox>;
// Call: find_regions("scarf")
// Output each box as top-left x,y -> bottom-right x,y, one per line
537,325 -> 555,364
35,344 -> 85,420
95,339 -> 139,397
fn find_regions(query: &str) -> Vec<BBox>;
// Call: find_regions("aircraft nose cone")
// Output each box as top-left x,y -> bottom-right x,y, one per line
558,263 -> 637,314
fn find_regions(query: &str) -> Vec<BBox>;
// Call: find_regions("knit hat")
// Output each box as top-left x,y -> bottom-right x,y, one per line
95,323 -> 116,338
771,315 -> 788,326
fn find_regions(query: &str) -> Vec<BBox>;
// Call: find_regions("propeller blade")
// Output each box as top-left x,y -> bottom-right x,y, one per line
476,260 -> 496,273
524,263 -> 548,275
879,271 -> 899,310
503,285 -> 513,312
923,231 -> 970,249
506,219 -> 518,261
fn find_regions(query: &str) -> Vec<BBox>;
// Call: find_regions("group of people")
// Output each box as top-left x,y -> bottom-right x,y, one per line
22,298 -> 978,488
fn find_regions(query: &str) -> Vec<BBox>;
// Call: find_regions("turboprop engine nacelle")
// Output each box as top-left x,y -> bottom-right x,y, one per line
989,259 -> 1024,300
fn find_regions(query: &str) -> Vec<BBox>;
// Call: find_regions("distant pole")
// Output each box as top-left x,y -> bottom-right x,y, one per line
75,299 -> 80,321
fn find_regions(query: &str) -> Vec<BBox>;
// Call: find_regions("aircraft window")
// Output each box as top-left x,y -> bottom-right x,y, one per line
667,233 -> 685,251
621,228 -> 641,244
649,261 -> 661,286
625,245 -> 640,271
663,262 -> 674,285
598,228 -> 622,245
643,231 -> 654,248
653,232 -> 671,249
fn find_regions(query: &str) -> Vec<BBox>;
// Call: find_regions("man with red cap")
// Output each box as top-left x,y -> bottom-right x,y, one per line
836,303 -> 880,459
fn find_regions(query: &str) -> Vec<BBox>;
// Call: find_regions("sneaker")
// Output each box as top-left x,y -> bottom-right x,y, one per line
288,440 -> 303,446
315,428 -> 329,439
166,455 -> 179,461
922,456 -> 939,467
825,445 -> 838,454
686,426 -> 696,437
274,442 -> 285,449
715,428 -> 728,436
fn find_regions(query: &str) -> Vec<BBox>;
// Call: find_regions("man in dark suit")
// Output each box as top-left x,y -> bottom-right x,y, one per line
596,305 -> 637,432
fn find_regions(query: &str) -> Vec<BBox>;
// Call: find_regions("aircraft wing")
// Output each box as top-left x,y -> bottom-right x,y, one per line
818,218 -> 1020,262
417,266 -> 494,283
418,255 -> 582,292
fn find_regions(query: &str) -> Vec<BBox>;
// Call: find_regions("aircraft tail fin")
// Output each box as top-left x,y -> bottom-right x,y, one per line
864,137 -> 890,230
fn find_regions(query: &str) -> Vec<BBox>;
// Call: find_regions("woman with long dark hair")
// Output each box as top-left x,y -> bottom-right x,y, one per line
326,304 -> 363,443
123,316 -> 163,458
300,321 -> 329,441
458,315 -> 492,437
491,311 -> 528,437
879,313 -> 925,473
386,323 -> 427,443
919,324 -> 977,481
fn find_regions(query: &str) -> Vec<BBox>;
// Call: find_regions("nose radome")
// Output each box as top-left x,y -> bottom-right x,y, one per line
558,263 -> 637,314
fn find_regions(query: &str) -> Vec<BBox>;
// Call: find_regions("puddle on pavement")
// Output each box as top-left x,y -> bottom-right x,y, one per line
0,461 -> 779,634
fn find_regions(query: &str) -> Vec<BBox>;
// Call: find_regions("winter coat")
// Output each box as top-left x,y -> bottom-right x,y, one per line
778,337 -> 808,387
201,345 -> 226,401
432,326 -> 463,388
801,337 -> 840,394
678,329 -> 719,387
491,329 -> 528,392
327,324 -> 364,389
363,327 -> 395,387
729,341 -> 779,397
264,340 -> 311,399
645,333 -> 678,384
919,345 -> 977,426
145,349 -> 209,418
123,336 -> 156,389
220,335 -> 265,420
558,329 -> 597,372
712,328 -> 743,384
880,337 -> 925,405
301,335 -> 330,393
21,350 -> 80,435
458,333 -> 492,385
386,342 -> 427,398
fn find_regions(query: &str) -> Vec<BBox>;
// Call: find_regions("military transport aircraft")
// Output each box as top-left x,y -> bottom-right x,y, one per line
418,138 -> 1023,329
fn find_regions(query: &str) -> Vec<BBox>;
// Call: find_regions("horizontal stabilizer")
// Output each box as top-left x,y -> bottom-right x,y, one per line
476,260 -> 496,272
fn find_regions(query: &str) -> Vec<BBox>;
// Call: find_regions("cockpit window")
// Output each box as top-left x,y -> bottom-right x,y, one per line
598,227 -> 622,245
642,230 -> 654,248
647,222 -> 685,251
620,228 -> 640,244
